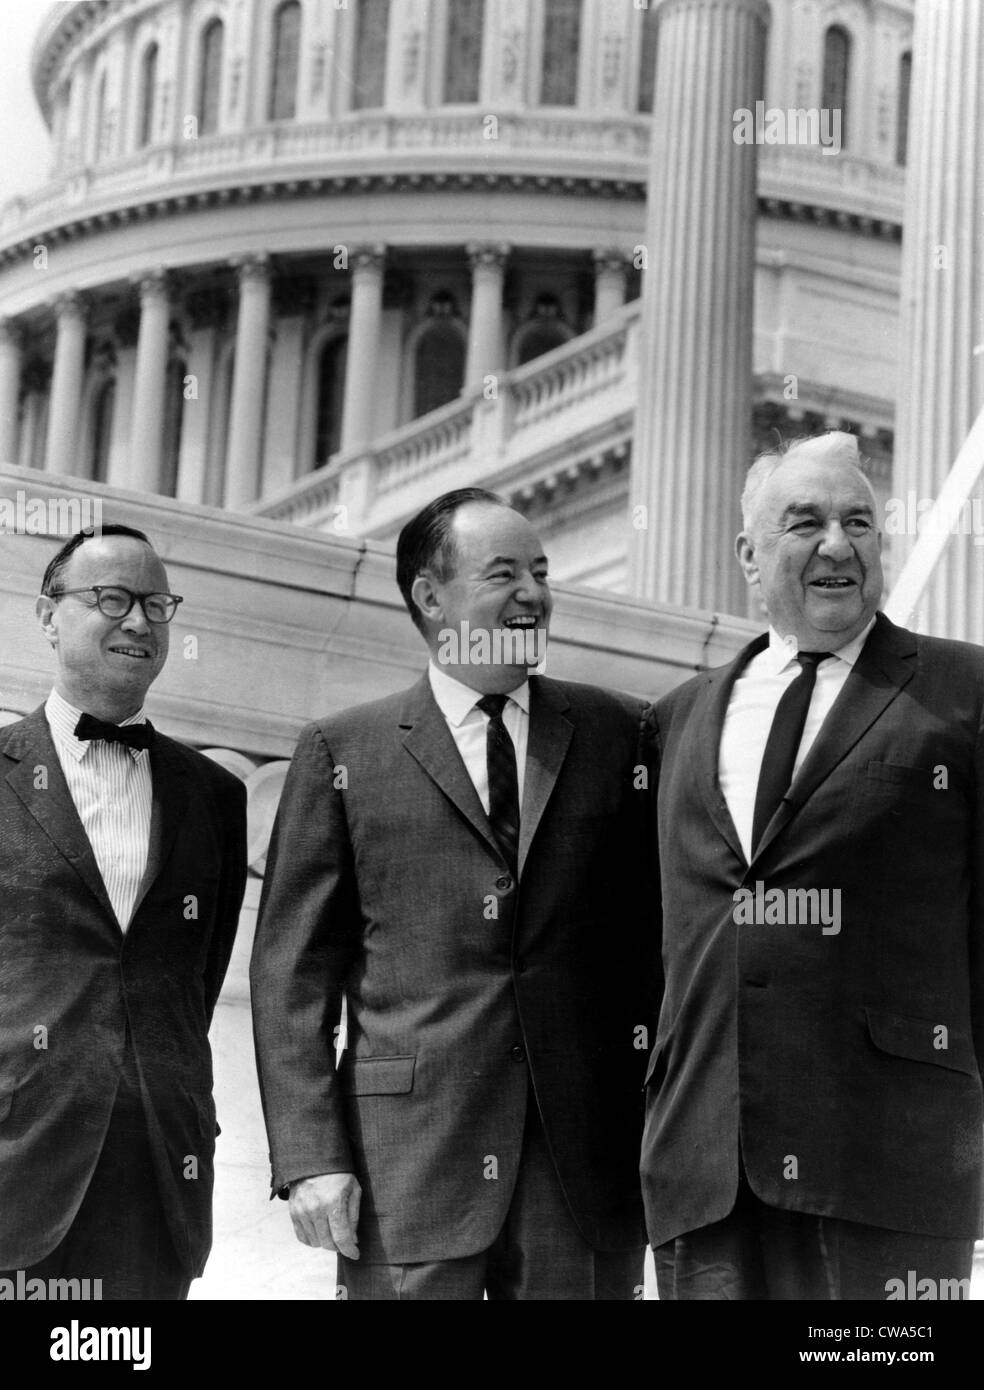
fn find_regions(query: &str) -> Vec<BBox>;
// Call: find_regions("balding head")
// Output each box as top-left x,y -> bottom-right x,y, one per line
741,432 -> 877,536
735,431 -> 883,651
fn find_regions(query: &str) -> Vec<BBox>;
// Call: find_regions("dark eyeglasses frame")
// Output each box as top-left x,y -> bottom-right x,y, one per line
49,586 -> 184,624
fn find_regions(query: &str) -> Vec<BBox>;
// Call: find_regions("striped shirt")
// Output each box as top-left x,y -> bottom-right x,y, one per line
45,688 -> 153,931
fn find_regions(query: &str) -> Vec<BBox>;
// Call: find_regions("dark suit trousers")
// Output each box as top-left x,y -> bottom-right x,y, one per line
0,1044 -> 191,1302
338,1088 -> 644,1301
654,1169 -> 974,1301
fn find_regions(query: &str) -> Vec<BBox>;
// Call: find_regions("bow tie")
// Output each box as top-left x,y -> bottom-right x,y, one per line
74,713 -> 155,751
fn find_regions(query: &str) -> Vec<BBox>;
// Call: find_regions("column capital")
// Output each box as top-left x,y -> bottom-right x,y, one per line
467,242 -> 511,273
349,244 -> 387,276
230,253 -> 272,285
52,291 -> 89,323
132,268 -> 172,302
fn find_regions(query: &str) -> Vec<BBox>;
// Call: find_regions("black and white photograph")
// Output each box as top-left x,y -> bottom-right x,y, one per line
0,0 -> 982,1354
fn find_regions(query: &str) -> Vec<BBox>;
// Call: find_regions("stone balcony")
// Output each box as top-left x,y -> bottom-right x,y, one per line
253,294 -> 896,544
253,298 -> 637,537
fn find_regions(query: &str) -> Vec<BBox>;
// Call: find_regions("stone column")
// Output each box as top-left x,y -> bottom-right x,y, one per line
177,289 -> 227,504
225,256 -> 272,508
0,319 -> 24,463
263,277 -> 314,496
628,0 -> 769,615
45,293 -> 88,475
339,245 -> 386,454
465,243 -> 509,391
893,0 -> 984,639
107,307 -> 139,489
129,271 -> 171,493
593,249 -> 629,324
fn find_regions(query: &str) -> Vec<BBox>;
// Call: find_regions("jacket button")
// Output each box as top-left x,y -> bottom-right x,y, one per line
510,1044 -> 526,1063
495,875 -> 513,892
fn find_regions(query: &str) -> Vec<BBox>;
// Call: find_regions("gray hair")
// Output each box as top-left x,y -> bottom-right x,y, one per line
740,431 -> 875,532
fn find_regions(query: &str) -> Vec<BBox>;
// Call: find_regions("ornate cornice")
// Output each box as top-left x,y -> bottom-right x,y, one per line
759,195 -> 902,243
0,169 -> 902,276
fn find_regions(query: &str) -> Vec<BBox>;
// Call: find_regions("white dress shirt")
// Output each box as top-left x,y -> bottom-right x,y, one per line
719,618 -> 876,862
45,688 -> 153,931
427,662 -> 530,816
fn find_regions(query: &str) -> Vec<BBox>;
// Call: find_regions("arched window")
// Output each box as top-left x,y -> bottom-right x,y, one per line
198,20 -> 224,136
353,0 -> 389,111
896,50 -> 912,166
821,24 -> 850,149
269,0 -> 301,121
444,0 -> 485,104
138,43 -> 158,148
515,295 -> 572,365
413,312 -> 465,417
161,360 -> 185,498
315,336 -> 348,465
540,0 -> 582,107
90,379 -> 115,482
637,2 -> 658,114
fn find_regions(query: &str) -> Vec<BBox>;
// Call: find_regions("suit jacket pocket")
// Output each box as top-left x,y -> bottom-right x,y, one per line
864,761 -> 936,793
865,1007 -> 978,1077
340,1055 -> 416,1096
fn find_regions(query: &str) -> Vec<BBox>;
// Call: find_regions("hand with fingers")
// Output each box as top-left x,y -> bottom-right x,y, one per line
288,1173 -> 362,1260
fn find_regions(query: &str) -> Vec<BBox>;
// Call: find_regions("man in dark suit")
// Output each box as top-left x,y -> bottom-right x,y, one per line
250,487 -> 658,1300
642,431 -> 984,1299
0,524 -> 247,1299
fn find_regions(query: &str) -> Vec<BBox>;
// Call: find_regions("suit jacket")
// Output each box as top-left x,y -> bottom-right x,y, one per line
250,673 -> 660,1264
0,706 -> 247,1274
640,612 -> 984,1246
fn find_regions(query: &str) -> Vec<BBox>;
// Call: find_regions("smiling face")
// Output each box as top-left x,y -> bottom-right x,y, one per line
411,502 -> 553,694
736,456 -> 884,650
36,535 -> 171,721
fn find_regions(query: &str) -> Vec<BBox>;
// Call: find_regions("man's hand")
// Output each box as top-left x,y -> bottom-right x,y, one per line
288,1173 -> 362,1260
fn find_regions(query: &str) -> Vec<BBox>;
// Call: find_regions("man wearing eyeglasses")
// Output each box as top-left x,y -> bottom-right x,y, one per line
0,523 -> 247,1299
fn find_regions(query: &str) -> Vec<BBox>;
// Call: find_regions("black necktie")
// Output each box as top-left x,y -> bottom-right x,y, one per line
751,651 -> 831,855
476,694 -> 520,874
74,713 -> 155,751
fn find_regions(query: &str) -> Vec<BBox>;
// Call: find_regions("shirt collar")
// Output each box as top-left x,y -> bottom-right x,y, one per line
427,662 -> 530,727
45,688 -> 148,761
764,616 -> 877,675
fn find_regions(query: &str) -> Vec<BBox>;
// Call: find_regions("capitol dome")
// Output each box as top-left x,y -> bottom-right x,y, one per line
0,0 -> 913,604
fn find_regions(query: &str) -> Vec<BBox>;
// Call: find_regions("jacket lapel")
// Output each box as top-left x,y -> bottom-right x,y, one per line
751,613 -> 917,864
693,632 -> 769,866
130,732 -> 190,920
400,675 -> 504,863
518,677 -> 574,877
3,707 -> 118,924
